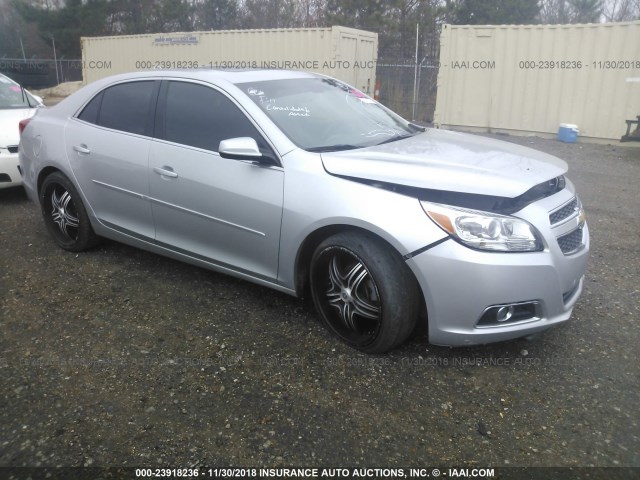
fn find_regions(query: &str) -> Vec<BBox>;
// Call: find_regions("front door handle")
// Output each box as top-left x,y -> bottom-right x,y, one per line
73,144 -> 90,154
153,166 -> 178,178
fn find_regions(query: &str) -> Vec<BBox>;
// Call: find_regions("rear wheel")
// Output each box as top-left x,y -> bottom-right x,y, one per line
40,172 -> 99,251
310,231 -> 419,353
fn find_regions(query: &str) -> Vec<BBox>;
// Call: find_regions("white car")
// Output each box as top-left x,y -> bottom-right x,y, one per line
0,73 -> 43,189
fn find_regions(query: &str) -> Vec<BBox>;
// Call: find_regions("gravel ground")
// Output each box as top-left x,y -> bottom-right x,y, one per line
0,134 -> 639,474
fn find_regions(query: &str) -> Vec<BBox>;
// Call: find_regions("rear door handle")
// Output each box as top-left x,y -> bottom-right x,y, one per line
73,144 -> 90,154
153,166 -> 178,178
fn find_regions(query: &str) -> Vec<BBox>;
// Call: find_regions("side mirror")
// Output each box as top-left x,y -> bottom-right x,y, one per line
33,95 -> 44,104
219,137 -> 263,161
218,137 -> 278,166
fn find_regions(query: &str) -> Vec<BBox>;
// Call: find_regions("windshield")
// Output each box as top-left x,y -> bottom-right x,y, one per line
237,77 -> 419,151
0,77 -> 38,109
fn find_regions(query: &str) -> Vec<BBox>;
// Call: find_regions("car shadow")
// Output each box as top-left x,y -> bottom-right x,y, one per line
0,186 -> 29,204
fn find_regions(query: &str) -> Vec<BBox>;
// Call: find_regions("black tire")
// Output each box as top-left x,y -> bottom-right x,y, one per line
40,171 -> 100,252
309,231 -> 420,353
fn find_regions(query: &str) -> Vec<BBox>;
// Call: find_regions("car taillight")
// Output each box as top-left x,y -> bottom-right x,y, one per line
19,118 -> 31,136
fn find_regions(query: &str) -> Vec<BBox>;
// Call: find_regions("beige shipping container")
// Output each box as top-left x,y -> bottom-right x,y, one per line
434,21 -> 640,142
81,26 -> 378,94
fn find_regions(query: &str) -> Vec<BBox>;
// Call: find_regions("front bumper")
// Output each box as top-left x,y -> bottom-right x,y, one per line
406,193 -> 590,346
0,150 -> 22,189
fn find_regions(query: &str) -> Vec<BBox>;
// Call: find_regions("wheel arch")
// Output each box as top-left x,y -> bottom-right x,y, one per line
293,224 -> 428,338
37,166 -> 63,196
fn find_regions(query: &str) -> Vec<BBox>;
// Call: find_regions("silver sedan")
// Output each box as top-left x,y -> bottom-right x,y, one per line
19,70 -> 589,353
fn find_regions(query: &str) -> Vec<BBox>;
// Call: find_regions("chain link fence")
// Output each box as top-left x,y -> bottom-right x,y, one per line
2,48 -> 441,125
0,58 -> 82,89
375,60 -> 439,125
375,25 -> 440,125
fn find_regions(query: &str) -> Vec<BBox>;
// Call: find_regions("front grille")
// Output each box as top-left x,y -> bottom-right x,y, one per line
557,227 -> 584,255
0,173 -> 12,183
7,146 -> 18,154
550,198 -> 578,225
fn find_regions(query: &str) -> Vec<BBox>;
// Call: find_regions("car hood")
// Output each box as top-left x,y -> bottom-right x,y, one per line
0,108 -> 38,148
321,129 -> 568,198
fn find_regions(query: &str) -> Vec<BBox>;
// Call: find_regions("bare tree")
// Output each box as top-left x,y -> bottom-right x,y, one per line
602,0 -> 639,20
0,0 -> 53,56
540,0 -> 571,22
568,0 -> 603,22
238,0 -> 301,28
298,0 -> 327,27
540,0 -> 624,22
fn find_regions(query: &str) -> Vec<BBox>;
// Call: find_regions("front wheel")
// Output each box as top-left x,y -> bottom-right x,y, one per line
310,232 -> 420,353
40,172 -> 100,252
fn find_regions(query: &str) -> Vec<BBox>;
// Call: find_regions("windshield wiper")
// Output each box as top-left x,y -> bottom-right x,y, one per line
306,144 -> 361,152
376,132 -> 418,146
20,85 -> 34,108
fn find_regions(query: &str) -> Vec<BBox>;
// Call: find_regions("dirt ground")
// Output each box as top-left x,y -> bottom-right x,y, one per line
1,133 -> 639,476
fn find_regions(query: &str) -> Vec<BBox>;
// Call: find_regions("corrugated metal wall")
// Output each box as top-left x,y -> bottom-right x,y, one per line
434,21 -> 640,141
81,26 -> 378,94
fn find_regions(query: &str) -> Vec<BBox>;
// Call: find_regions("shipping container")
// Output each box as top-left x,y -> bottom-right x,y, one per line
434,21 -> 640,142
81,26 -> 378,94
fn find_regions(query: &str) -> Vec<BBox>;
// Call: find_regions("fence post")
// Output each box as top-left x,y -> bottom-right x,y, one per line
51,35 -> 60,86
412,23 -> 419,121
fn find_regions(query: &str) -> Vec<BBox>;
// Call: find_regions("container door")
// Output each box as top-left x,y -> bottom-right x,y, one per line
356,37 -> 376,95
337,32 -> 358,87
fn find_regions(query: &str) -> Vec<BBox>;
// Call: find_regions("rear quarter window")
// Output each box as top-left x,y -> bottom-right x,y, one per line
77,92 -> 103,124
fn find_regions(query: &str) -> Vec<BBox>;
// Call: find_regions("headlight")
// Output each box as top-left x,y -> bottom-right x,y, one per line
421,202 -> 544,252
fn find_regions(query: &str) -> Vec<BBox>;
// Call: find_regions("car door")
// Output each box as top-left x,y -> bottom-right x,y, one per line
148,80 -> 284,280
65,80 -> 159,240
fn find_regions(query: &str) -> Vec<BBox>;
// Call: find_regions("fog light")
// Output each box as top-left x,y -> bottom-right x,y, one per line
496,306 -> 514,322
477,301 -> 541,328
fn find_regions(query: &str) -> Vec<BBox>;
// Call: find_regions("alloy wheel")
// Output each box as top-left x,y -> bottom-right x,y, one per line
316,247 -> 382,345
50,188 -> 79,240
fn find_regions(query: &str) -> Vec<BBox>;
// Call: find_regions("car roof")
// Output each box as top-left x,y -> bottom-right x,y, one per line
51,69 -> 325,116
39,69 -> 327,149
99,69 -> 321,85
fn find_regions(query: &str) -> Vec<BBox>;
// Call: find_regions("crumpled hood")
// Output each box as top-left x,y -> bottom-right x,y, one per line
321,129 -> 568,198
0,108 -> 38,148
